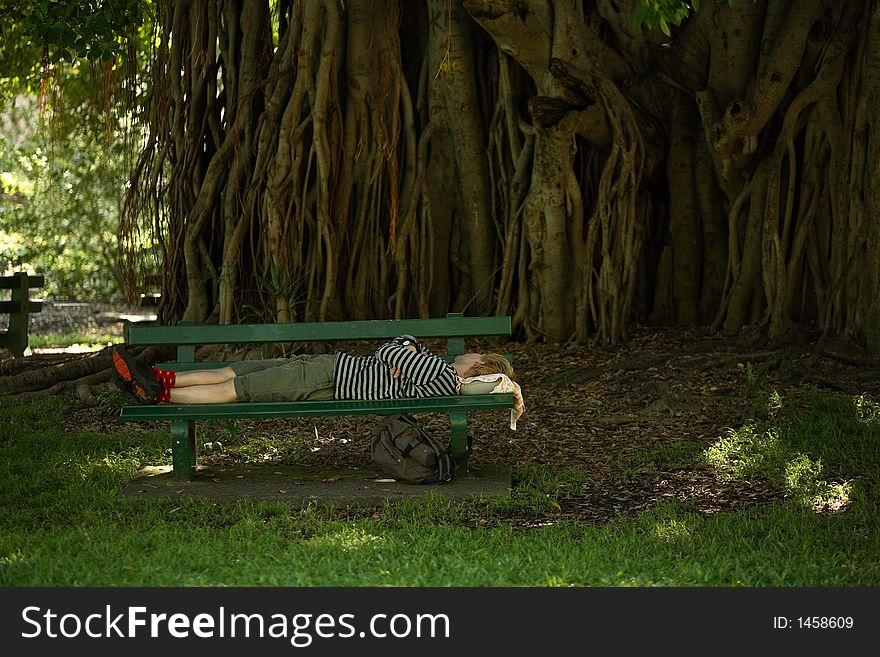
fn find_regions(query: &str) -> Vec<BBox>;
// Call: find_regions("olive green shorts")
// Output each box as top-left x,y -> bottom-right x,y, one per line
231,354 -> 336,402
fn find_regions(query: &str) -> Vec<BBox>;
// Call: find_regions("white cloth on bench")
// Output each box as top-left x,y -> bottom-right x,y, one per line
459,373 -> 524,430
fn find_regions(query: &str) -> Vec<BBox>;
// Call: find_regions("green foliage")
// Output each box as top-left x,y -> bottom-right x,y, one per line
0,2 -> 156,301
632,0 -> 700,35
243,263 -> 313,322
706,423 -> 781,479
854,393 -> 880,424
741,361 -> 763,398
1,95 -> 127,299
0,0 -> 147,97
632,0 -> 746,35
28,331 -> 122,348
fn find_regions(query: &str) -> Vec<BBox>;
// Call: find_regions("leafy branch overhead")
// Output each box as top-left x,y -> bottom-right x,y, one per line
0,1 -> 148,300
632,0 -> 702,36
0,0 -> 144,66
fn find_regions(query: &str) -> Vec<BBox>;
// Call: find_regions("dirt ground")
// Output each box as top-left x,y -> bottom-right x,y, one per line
4,302 -> 879,524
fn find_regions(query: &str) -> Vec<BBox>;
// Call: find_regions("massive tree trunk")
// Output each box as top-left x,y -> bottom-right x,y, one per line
121,0 -> 880,353
424,0 -> 497,315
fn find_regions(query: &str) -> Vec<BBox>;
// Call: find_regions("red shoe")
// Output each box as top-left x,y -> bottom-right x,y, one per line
111,346 -> 162,403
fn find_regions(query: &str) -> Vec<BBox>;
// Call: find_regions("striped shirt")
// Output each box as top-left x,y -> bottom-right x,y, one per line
333,335 -> 460,400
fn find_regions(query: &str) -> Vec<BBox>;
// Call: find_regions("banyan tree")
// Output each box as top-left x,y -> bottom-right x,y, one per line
121,0 -> 880,350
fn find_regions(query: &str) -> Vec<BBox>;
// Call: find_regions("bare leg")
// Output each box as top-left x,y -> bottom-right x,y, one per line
173,367 -> 237,388
169,379 -> 238,404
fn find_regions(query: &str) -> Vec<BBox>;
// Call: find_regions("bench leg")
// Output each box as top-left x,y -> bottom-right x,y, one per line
171,420 -> 196,481
449,411 -> 469,476
7,273 -> 31,358
0,332 -> 25,359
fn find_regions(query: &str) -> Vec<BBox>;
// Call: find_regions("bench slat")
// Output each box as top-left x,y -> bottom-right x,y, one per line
154,354 -> 512,371
128,316 -> 511,346
0,300 -> 43,314
119,393 -> 516,422
0,275 -> 44,289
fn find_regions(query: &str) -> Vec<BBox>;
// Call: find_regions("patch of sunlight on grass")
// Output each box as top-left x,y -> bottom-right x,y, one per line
854,393 -> 880,424
0,550 -> 27,567
305,527 -> 384,552
545,575 -> 575,587
704,394 -> 855,514
785,454 -> 852,513
614,575 -> 644,587
705,423 -> 779,478
653,518 -> 692,543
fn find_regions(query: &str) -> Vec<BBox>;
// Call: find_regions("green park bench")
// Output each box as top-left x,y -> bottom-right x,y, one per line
0,272 -> 44,358
119,313 -> 515,481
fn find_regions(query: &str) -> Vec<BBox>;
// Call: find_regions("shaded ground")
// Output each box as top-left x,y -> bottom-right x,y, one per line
116,463 -> 513,506
4,304 -> 879,525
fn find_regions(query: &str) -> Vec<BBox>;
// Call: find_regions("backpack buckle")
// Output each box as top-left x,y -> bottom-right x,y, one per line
401,436 -> 422,457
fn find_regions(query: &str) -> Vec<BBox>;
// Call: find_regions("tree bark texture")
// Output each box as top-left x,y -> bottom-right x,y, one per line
123,0 -> 880,351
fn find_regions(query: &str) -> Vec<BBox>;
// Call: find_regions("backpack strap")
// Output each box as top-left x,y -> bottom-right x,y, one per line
438,452 -> 454,482
401,436 -> 422,457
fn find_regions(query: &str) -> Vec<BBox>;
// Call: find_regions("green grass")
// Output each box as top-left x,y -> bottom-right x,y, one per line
0,389 -> 878,587
705,389 -> 880,511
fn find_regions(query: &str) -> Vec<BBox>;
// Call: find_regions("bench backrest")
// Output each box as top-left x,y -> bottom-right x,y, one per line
0,273 -> 44,290
0,273 -> 44,357
127,313 -> 511,362
0,273 -> 44,316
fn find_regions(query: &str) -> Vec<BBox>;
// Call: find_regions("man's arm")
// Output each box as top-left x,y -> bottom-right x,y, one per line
374,337 -> 452,386
389,335 -> 430,355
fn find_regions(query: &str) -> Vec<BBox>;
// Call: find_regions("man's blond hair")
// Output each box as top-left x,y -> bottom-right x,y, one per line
467,353 -> 514,378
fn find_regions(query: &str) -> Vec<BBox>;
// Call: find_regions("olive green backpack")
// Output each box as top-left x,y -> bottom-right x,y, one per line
370,413 -> 455,484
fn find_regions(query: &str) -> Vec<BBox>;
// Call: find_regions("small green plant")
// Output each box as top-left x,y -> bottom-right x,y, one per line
854,393 -> 880,424
632,0 -> 745,36
705,423 -> 779,479
241,262 -> 320,326
632,0 -> 698,35
767,389 -> 783,418
741,362 -> 764,399
92,387 -> 131,417
784,454 -> 852,513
